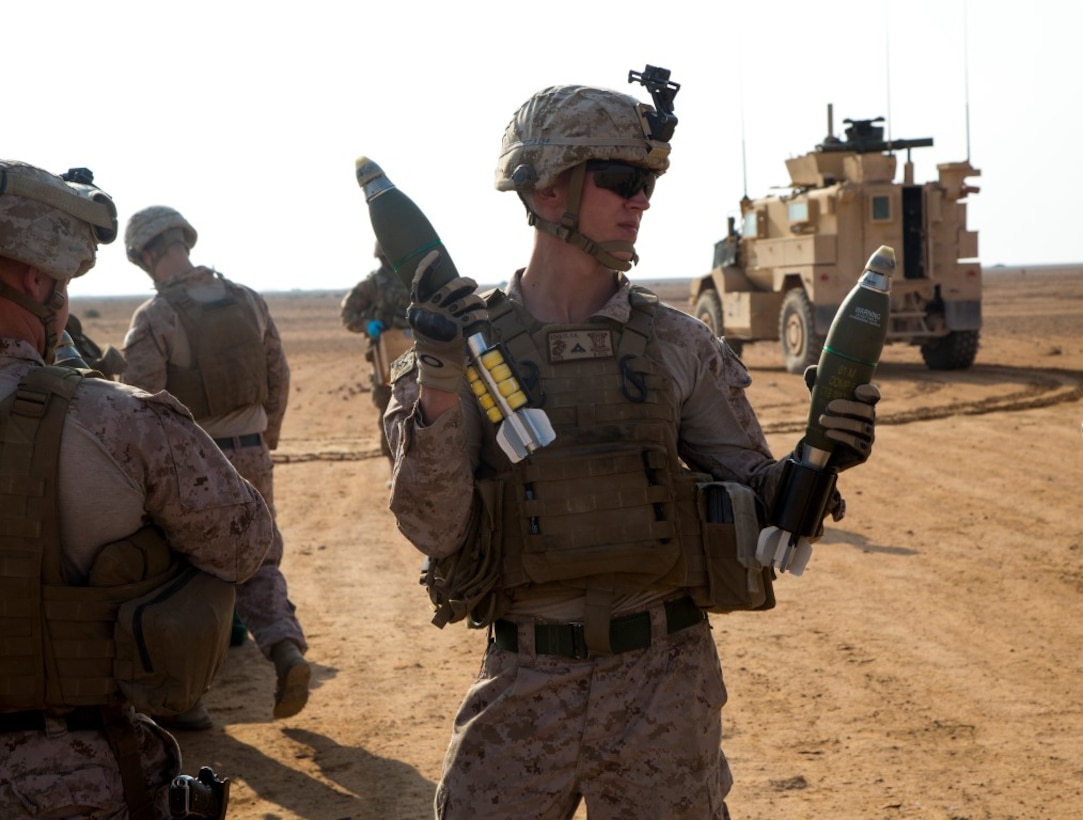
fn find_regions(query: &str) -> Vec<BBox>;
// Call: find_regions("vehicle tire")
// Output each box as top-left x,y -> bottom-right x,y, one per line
693,290 -> 743,357
779,288 -> 821,374
694,290 -> 723,336
920,329 -> 980,370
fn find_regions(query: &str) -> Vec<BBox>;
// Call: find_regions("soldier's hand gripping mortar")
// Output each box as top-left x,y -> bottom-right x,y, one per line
354,158 -> 555,462
756,245 -> 893,574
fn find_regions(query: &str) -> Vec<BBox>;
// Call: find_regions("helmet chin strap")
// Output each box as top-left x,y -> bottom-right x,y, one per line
0,279 -> 65,364
522,164 -> 639,273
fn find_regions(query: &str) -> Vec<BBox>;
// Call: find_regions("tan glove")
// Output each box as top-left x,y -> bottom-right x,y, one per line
407,250 -> 487,393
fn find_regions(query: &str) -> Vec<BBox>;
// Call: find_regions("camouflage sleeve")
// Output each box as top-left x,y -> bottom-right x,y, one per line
72,381 -> 274,582
259,303 -> 290,450
143,394 -> 273,580
340,277 -> 378,333
386,361 -> 478,559
120,297 -> 172,393
657,308 -> 789,503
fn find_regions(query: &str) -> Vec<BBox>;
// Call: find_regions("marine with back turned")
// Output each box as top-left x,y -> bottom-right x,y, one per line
121,205 -> 311,729
0,159 -> 273,818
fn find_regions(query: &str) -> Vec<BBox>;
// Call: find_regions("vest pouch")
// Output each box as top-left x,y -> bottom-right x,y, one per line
114,565 -> 235,716
515,444 -> 682,584
694,481 -> 775,613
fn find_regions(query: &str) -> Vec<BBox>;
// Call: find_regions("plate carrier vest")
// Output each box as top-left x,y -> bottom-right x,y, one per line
161,275 -> 268,420
418,286 -> 775,649
0,366 -> 234,718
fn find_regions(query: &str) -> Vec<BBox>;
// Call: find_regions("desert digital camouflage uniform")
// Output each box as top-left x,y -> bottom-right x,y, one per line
0,338 -> 275,818
341,257 -> 411,462
386,69 -> 879,818
387,272 -> 786,819
0,160 -> 274,818
122,266 -> 306,658
341,260 -> 411,336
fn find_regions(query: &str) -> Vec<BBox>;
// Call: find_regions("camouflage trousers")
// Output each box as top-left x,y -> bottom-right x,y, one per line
435,610 -> 732,819
225,442 -> 307,657
0,710 -> 179,818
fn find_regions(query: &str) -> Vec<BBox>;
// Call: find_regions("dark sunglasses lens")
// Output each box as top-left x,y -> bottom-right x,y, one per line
591,163 -> 655,200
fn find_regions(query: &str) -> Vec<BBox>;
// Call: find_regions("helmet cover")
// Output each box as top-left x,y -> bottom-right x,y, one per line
125,205 -> 198,265
495,85 -> 671,193
0,160 -> 116,279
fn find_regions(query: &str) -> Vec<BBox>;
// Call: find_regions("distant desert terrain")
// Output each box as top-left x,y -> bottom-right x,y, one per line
70,265 -> 1083,819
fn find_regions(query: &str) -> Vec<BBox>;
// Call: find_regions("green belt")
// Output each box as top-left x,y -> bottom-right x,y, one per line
493,596 -> 705,659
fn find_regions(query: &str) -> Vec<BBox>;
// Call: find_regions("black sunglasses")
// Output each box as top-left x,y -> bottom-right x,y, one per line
586,160 -> 656,201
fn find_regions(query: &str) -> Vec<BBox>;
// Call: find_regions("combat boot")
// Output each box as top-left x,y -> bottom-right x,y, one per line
271,640 -> 310,719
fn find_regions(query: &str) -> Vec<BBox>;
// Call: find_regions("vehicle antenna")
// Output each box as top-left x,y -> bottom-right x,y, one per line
739,64 -> 748,199
884,0 -> 893,146
964,0 -> 972,161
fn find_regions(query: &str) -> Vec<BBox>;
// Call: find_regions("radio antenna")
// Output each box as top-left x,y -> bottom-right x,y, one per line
884,0 -> 893,145
738,60 -> 748,199
964,0 -> 972,161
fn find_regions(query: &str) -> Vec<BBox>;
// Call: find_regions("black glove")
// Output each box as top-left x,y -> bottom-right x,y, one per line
803,365 -> 880,471
406,250 -> 487,392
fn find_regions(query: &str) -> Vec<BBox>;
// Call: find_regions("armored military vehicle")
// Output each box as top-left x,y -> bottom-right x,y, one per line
690,107 -> 981,373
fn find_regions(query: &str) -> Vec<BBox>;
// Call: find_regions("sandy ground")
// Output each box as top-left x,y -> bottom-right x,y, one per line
70,265 -> 1083,820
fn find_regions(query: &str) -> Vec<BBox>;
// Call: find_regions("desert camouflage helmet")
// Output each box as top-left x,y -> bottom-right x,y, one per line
495,84 -> 671,193
125,205 -> 198,269
493,81 -> 676,272
0,161 -> 117,364
0,160 -> 118,279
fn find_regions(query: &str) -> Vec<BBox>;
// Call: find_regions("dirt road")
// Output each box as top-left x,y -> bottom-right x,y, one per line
71,266 -> 1083,819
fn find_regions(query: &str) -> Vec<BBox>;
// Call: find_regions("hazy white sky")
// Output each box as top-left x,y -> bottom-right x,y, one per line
8,1 -> 1080,297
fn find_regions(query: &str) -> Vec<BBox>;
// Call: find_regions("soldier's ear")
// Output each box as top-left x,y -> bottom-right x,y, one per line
23,265 -> 51,299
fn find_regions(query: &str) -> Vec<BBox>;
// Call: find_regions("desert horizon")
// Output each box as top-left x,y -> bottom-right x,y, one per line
68,261 -> 1083,304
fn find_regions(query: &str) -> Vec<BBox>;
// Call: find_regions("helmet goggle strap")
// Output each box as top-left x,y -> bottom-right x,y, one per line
0,277 -> 67,364
522,163 -> 638,273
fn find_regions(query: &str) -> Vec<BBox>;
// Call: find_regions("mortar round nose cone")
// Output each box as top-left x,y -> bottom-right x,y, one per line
866,245 -> 896,278
355,156 -> 385,186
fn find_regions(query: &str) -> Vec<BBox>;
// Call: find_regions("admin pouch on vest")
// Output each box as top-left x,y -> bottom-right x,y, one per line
0,366 -> 235,718
419,287 -> 774,646
161,275 -> 269,419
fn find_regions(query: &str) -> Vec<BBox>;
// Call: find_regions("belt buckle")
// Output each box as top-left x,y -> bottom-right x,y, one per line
567,623 -> 589,660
